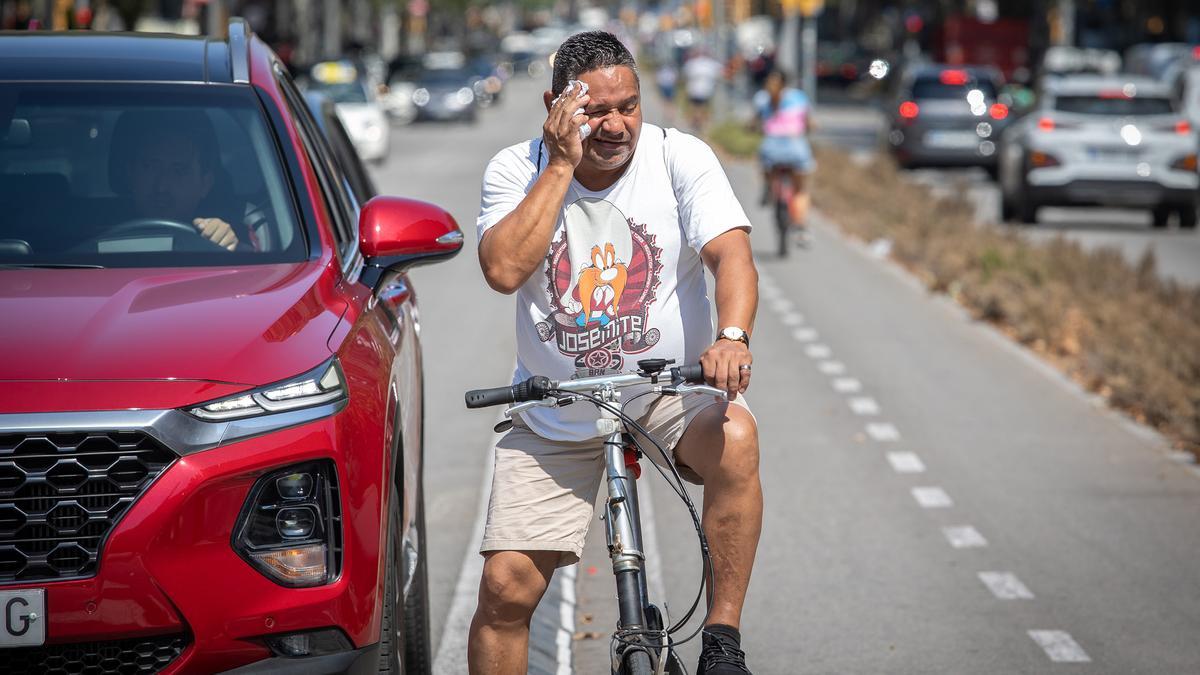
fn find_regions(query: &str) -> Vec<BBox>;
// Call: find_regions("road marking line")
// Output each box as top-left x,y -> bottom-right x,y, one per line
805,344 -> 832,359
848,397 -> 881,415
792,327 -> 819,342
942,526 -> 988,548
887,451 -> 925,473
432,420 -> 501,675
831,377 -> 862,393
638,477 -> 666,604
817,360 -> 846,375
781,312 -> 805,326
979,571 -> 1035,599
770,298 -> 794,314
912,486 -> 953,508
555,565 -> 577,675
1028,630 -> 1091,663
865,422 -> 901,441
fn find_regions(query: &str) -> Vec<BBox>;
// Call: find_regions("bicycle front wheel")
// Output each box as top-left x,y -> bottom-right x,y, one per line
620,648 -> 655,675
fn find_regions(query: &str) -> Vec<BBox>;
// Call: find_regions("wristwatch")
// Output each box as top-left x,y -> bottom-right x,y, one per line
717,326 -> 750,347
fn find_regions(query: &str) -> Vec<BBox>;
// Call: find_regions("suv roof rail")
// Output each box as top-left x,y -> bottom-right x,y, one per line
228,17 -> 250,84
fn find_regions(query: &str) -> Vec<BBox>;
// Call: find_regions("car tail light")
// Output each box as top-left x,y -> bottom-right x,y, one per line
899,101 -> 920,119
1176,120 -> 1192,135
233,460 -> 342,587
940,69 -> 969,86
1193,45 -> 1200,61
1037,116 -> 1055,132
841,63 -> 858,79
989,103 -> 1009,120
1172,154 -> 1198,171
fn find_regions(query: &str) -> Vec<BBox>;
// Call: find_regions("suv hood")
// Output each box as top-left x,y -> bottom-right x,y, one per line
0,262 -> 346,387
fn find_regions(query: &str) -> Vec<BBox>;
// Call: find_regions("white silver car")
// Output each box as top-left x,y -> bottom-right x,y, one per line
307,61 -> 391,165
998,75 -> 1199,228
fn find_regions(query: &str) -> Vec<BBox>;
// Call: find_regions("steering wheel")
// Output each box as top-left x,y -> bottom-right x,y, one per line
89,218 -> 229,251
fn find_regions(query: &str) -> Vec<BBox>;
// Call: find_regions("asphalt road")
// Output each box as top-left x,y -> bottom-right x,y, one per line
370,77 -> 1200,673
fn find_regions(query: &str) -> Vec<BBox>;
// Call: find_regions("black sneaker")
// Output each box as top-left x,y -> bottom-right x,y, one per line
697,624 -> 751,675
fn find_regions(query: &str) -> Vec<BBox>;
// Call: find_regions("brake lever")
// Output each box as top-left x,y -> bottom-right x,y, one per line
504,396 -> 561,419
670,382 -> 729,399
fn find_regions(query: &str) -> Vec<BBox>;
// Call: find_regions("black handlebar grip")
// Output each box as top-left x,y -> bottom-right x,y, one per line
465,376 -> 552,409
673,364 -> 705,384
464,386 -> 516,409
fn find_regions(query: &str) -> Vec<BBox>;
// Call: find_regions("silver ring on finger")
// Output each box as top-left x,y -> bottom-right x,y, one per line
738,364 -> 752,372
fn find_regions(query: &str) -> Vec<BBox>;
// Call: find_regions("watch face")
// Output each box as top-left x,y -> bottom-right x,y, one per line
722,327 -> 744,340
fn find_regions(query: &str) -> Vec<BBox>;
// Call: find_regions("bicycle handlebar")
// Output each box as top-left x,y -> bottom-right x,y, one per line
464,364 -> 706,409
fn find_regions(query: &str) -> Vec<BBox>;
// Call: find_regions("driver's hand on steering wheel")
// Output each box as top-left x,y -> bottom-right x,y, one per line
193,218 -> 238,251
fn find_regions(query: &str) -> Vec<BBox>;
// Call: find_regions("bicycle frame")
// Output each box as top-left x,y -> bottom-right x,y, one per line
498,367 -> 725,674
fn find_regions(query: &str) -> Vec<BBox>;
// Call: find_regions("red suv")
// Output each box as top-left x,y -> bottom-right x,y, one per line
0,21 -> 460,674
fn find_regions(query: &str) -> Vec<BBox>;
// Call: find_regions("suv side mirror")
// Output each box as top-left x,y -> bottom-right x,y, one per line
359,196 -> 463,292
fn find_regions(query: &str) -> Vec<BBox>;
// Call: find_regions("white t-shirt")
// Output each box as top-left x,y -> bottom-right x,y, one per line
683,56 -> 724,100
477,124 -> 751,441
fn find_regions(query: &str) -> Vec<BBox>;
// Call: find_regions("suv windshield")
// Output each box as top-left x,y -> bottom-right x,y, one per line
0,84 -> 305,268
1055,95 -> 1175,116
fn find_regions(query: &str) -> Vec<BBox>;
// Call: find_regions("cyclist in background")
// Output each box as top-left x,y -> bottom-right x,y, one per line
753,69 -> 814,245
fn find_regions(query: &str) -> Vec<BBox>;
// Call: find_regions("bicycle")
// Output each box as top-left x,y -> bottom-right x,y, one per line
465,358 -> 726,675
768,165 -> 808,257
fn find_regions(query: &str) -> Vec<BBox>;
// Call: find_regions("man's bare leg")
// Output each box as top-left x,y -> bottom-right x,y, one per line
467,550 -> 560,674
673,403 -> 763,628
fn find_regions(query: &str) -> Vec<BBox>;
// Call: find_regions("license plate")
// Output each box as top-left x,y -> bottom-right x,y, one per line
0,589 -> 45,647
1087,146 -> 1138,161
924,131 -> 978,149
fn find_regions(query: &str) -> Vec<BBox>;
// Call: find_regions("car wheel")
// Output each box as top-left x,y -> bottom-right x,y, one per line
1177,205 -> 1197,229
1015,166 -> 1037,224
1152,205 -> 1172,229
403,487 -> 432,675
378,493 -> 402,673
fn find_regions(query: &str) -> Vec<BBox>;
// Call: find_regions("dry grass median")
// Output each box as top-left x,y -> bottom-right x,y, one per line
807,147 -> 1200,457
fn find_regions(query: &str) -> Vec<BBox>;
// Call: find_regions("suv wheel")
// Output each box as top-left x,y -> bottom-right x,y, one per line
403,490 -> 432,674
1177,205 -> 1198,229
1152,205 -> 1172,228
378,494 -> 403,673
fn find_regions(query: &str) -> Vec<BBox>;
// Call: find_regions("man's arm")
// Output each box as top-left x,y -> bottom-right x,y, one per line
699,228 -> 758,397
478,85 -> 590,294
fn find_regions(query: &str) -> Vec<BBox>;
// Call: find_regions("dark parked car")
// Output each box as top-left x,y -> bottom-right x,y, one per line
412,68 -> 479,123
886,64 -> 1011,173
0,19 -> 461,674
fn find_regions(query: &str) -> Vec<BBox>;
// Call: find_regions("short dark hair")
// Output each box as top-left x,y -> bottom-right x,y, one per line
551,31 -> 638,95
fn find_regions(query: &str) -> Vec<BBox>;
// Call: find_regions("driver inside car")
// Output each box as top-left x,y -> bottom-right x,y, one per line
111,110 -> 250,251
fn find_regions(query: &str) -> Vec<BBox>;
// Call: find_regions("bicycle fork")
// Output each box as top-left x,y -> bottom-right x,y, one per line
601,414 -> 648,631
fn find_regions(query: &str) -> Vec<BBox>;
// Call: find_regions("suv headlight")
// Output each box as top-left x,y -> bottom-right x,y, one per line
189,359 -> 346,421
233,460 -> 342,587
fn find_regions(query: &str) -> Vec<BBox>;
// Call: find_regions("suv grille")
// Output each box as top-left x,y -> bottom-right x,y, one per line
0,633 -> 188,674
0,431 -> 176,583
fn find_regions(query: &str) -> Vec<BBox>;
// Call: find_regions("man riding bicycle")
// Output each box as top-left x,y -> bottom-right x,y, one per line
753,70 -> 815,246
471,31 -> 763,675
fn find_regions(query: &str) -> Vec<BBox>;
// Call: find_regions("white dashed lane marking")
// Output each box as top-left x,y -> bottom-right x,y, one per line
886,451 -> 925,473
1028,631 -> 1091,663
979,572 -> 1035,600
791,328 -> 818,342
865,422 -> 901,441
912,486 -> 953,508
781,312 -> 805,326
831,377 -> 861,393
942,526 -> 988,548
805,344 -> 832,359
770,298 -> 794,314
848,397 -> 880,415
817,361 -> 846,375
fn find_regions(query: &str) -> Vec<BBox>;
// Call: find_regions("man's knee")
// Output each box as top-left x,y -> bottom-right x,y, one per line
683,405 -> 760,483
474,551 -> 555,626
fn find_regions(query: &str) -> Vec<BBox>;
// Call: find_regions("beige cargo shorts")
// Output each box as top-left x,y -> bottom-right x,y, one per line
480,393 -> 753,567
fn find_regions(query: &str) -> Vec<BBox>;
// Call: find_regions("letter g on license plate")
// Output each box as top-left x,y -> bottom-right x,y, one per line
0,589 -> 45,647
